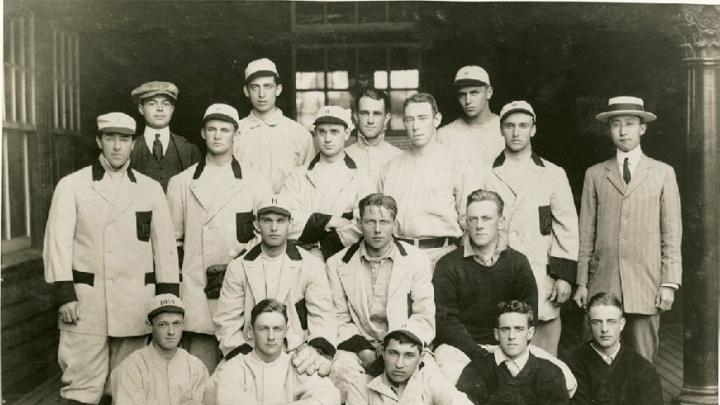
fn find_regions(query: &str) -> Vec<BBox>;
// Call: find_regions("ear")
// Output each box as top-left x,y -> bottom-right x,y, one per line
343,127 -> 351,141
433,112 -> 443,129
96,136 -> 103,150
253,219 -> 261,234
486,86 -> 494,100
200,128 -> 207,141
130,137 -> 136,152
138,103 -> 145,116
493,328 -> 500,342
146,319 -> 152,328
639,123 -> 647,136
527,326 -> 536,341
243,86 -> 250,98
383,112 -> 392,128
275,84 -> 283,97
352,111 -> 359,126
619,316 -> 626,332
530,124 -> 537,139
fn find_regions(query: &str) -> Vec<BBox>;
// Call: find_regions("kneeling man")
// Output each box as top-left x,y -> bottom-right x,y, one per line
214,299 -> 340,405
111,294 -> 209,404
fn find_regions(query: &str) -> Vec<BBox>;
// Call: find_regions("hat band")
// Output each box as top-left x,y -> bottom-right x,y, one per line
500,108 -> 535,123
99,126 -> 135,135
607,103 -> 645,112
246,70 -> 278,82
204,113 -> 238,127
257,206 -> 291,217
314,116 -> 348,127
454,78 -> 489,87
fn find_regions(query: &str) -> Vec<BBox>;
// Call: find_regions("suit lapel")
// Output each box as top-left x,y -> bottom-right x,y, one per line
511,163 -> 543,210
338,257 -> 370,320
171,134 -> 191,169
624,155 -> 651,197
387,258 -> 411,303
243,261 -> 267,301
91,174 -> 116,205
275,257 -> 299,303
108,176 -> 139,222
189,175 -> 214,214
206,175 -> 244,221
604,158 -> 627,195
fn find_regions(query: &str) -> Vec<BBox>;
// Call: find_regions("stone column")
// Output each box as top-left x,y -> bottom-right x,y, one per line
677,5 -> 719,405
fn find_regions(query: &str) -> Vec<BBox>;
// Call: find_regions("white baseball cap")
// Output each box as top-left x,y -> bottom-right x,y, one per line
454,65 -> 491,87
245,58 -> 279,82
147,294 -> 184,321
255,193 -> 292,218
203,103 -> 240,128
499,100 -> 536,123
97,112 -> 136,136
313,105 -> 353,129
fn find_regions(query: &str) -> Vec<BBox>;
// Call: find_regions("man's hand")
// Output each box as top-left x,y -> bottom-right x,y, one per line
326,216 -> 351,231
573,285 -> 588,309
655,286 -> 676,312
292,344 -> 330,376
549,279 -> 572,305
59,301 -> 80,324
358,349 -> 378,370
204,264 -> 228,299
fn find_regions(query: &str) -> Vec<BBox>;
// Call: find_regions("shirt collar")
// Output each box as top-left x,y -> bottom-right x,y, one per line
591,342 -> 621,365
356,132 -> 386,149
250,107 -> 283,126
616,145 -> 642,167
494,347 -> 530,372
462,233 -> 507,265
359,240 -> 395,263
143,126 -> 170,146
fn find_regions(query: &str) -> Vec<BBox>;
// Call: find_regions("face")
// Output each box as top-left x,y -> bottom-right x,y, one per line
466,200 -> 503,248
608,115 -> 646,153
151,312 -> 184,351
457,85 -> 492,118
360,205 -> 396,253
383,339 -> 422,384
588,304 -> 626,351
501,112 -> 536,153
244,76 -> 281,113
201,119 -> 236,156
403,102 -> 441,149
494,312 -> 534,359
251,311 -> 288,361
315,123 -> 350,159
355,96 -> 390,140
138,95 -> 175,129
256,212 -> 290,248
96,133 -> 134,169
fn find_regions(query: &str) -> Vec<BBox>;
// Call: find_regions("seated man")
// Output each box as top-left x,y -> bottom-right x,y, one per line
111,294 -> 209,405
347,329 -> 473,405
458,301 -> 568,405
214,193 -> 337,375
568,292 -> 663,405
432,189 -> 576,396
327,193 -> 435,400
213,299 -> 340,405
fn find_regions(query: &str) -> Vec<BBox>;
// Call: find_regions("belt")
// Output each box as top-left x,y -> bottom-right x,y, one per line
397,236 -> 458,249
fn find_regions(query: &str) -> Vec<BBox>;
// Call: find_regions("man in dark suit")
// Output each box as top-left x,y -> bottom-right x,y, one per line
574,96 -> 682,362
130,81 -> 201,191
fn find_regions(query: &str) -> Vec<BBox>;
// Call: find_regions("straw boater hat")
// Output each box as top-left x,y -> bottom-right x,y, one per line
595,96 -> 657,123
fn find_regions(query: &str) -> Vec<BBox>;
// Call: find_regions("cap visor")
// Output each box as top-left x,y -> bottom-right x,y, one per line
454,78 -> 488,88
313,116 -> 348,127
99,127 -> 136,136
204,113 -> 238,127
148,305 -> 185,320
257,207 -> 291,217
595,110 -> 657,123
246,70 -> 278,83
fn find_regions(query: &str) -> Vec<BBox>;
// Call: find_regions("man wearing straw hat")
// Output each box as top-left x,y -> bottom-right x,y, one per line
574,96 -> 682,362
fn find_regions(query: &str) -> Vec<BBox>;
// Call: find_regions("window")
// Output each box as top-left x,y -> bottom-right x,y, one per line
294,44 -> 420,132
293,1 -> 418,26
53,28 -> 81,133
2,11 -> 36,253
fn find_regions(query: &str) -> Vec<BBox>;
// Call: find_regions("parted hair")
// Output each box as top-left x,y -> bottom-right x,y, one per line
403,92 -> 439,116
354,88 -> 390,113
359,193 -> 398,220
496,300 -> 535,327
250,298 -> 288,327
586,292 -> 624,316
467,188 -> 505,214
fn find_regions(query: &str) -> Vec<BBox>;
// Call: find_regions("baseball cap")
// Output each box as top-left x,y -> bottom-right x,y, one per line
245,58 -> 279,82
499,100 -> 536,123
313,105 -> 353,129
255,193 -> 292,218
97,112 -> 136,136
203,103 -> 240,128
454,65 -> 490,87
147,294 -> 185,321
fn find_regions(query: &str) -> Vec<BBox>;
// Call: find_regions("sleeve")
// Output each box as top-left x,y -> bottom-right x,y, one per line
345,375 -> 369,405
637,363 -> 664,405
528,344 -> 577,398
166,174 -> 186,268
537,362 -> 570,405
547,168 -> 579,284
300,129 -> 316,167
576,169 -> 598,286
304,255 -> 338,357
213,259 -> 248,356
149,181 -> 181,296
433,258 -> 488,361
405,250 -> 436,344
296,374 -> 342,405
453,161 -> 471,231
326,256 -> 364,347
336,174 -> 376,247
427,361 -> 476,405
280,170 -> 329,243
110,358 -> 146,405
42,176 -> 78,305
566,350 -> 592,405
215,360 -> 261,405
190,358 -> 210,404
659,166 -> 682,286
515,253 -> 540,324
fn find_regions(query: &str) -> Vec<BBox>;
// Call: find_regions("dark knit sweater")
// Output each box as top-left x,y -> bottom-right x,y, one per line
459,352 -> 568,405
433,247 -> 538,361
567,343 -> 663,405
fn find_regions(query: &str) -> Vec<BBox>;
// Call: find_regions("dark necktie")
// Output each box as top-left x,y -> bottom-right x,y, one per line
153,134 -> 164,162
623,157 -> 631,184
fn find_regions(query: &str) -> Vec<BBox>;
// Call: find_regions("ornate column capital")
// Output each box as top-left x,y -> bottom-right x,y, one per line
678,5 -> 720,61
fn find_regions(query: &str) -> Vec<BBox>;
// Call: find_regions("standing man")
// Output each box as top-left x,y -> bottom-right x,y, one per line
326,193 -> 435,401
479,101 -> 578,355
574,96 -> 682,362
130,81 -> 202,191
214,194 -> 337,375
111,294 -> 209,405
43,112 -> 179,405
437,65 -> 504,175
568,292 -> 663,405
234,58 -> 315,193
282,106 -> 376,260
379,93 -> 468,266
346,88 -> 402,182
166,103 -> 271,373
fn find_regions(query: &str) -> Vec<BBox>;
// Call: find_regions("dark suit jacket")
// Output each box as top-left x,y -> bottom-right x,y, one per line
130,132 -> 202,185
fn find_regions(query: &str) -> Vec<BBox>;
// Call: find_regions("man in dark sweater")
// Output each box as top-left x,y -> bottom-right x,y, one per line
458,300 -> 569,405
568,292 -> 663,405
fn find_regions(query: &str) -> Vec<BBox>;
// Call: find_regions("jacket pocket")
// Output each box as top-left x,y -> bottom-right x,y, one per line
136,211 -> 152,242
236,211 -> 254,243
538,205 -> 552,236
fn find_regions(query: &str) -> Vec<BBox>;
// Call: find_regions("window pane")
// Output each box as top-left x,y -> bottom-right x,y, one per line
6,133 -> 28,238
390,69 -> 419,89
327,71 -> 349,90
15,69 -> 24,123
326,2 -> 355,24
358,46 -> 387,89
327,91 -> 352,109
295,2 -> 324,25
327,47 -> 354,88
374,71 -> 388,89
358,2 -> 386,23
389,90 -> 417,130
296,91 -> 325,130
4,67 -> 13,121
296,71 -> 325,90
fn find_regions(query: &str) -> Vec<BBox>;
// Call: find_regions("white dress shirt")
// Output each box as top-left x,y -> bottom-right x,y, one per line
143,126 -> 171,154
615,145 -> 642,179
494,347 -> 530,377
